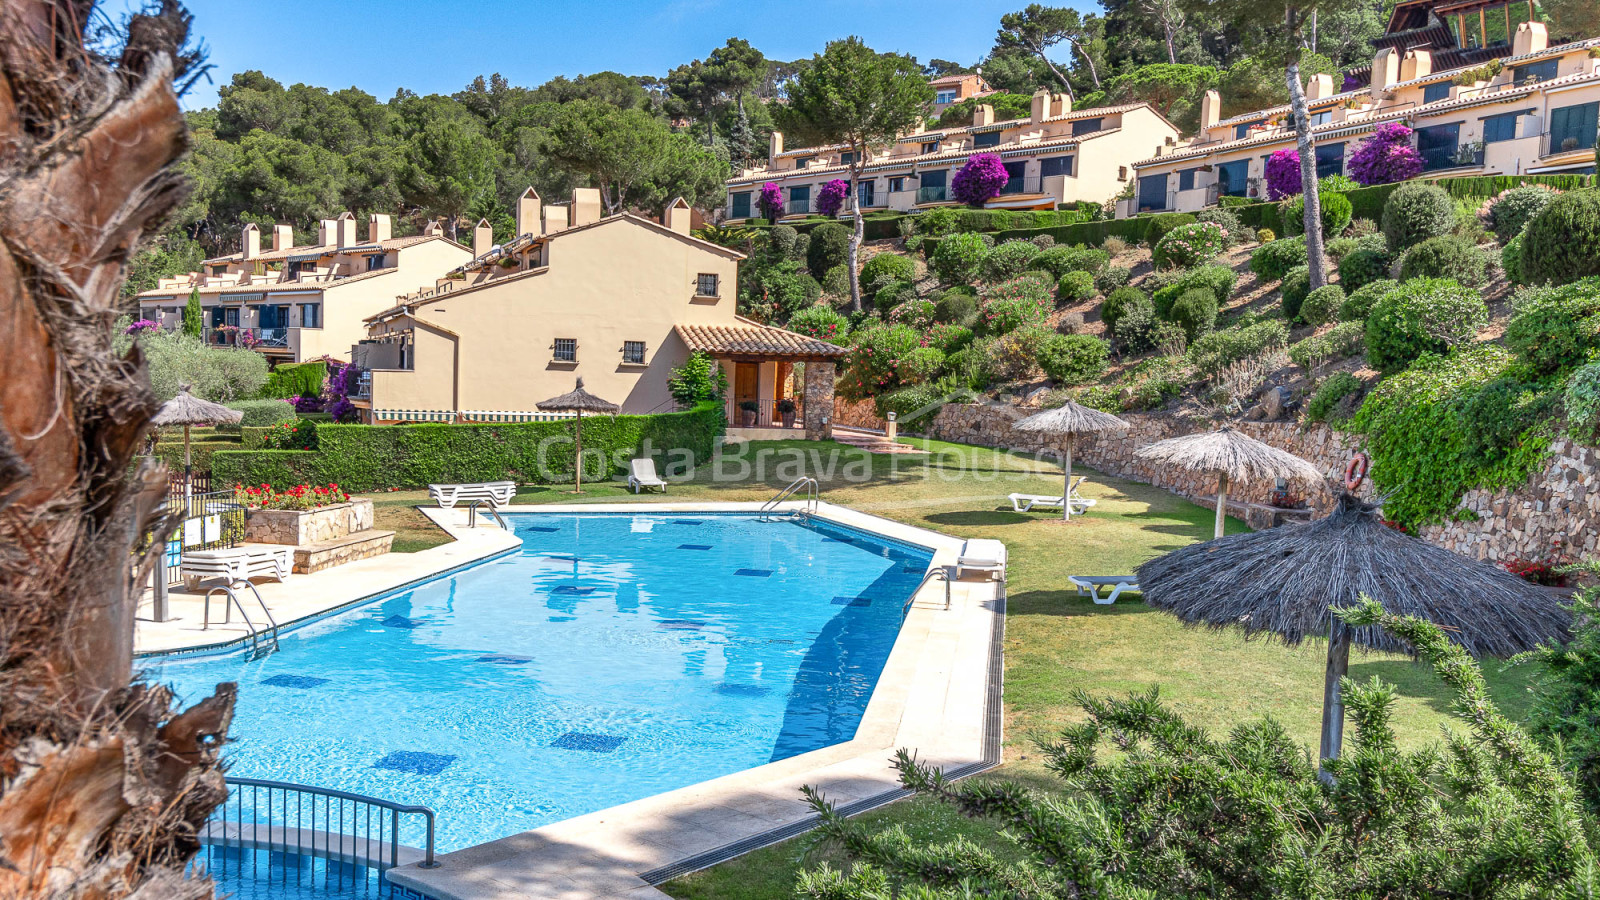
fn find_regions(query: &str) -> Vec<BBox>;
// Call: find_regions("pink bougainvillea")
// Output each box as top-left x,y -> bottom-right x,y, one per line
816,179 -> 850,217
1348,123 -> 1424,186
123,318 -> 160,335
1264,149 -> 1302,200
757,182 -> 784,219
951,153 -> 1009,207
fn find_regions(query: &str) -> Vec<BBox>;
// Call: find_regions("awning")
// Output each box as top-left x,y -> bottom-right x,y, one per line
675,317 -> 848,362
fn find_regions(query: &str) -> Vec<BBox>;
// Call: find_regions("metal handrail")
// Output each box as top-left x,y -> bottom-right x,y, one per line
903,565 -> 954,617
202,580 -> 280,653
467,499 -> 508,530
209,776 -> 439,872
759,476 -> 818,519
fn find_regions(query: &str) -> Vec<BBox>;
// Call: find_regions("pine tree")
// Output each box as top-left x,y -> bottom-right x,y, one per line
727,102 -> 756,171
182,286 -> 204,337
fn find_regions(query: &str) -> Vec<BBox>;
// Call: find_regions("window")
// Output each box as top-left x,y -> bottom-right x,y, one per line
857,180 -> 875,208
1549,102 -> 1599,154
918,169 -> 947,203
1000,161 -> 1027,194
972,131 -> 1001,148
935,90 -> 957,104
1136,174 -> 1169,212
211,265 -> 227,276
622,341 -> 646,365
696,273 -> 720,297
794,156 -> 812,169
788,184 -> 810,214
730,191 -> 752,218
1117,165 -> 1128,181
1482,111 -> 1521,144
838,151 -> 855,166
889,176 -> 907,192
1422,82 -> 1451,104
366,253 -> 386,271
1216,160 -> 1249,196
1307,109 -> 1333,127
1039,156 -> 1073,177
1071,117 -> 1104,136
1415,122 -> 1462,171
1511,58 -> 1558,85
920,140 -> 939,155
1234,120 -> 1264,139
1314,142 -> 1345,178
1177,168 -> 1197,191
298,303 -> 320,328
552,338 -> 577,362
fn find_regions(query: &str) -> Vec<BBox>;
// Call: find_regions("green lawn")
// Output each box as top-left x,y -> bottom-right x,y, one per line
364,437 -> 1539,900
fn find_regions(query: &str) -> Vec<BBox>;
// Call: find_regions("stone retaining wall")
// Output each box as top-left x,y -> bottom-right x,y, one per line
244,499 -> 374,546
832,397 -> 886,432
924,402 -> 1585,565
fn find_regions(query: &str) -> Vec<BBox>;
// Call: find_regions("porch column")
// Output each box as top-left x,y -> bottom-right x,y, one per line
803,361 -> 835,441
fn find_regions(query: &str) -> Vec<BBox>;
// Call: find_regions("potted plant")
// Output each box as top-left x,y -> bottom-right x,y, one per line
739,399 -> 759,427
777,398 -> 797,428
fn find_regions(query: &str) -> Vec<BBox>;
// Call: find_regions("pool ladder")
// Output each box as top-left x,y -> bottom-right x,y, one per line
467,499 -> 509,530
759,477 -> 818,520
203,580 -> 282,656
902,566 -> 955,617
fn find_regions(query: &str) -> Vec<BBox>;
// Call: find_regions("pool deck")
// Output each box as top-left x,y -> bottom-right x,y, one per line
137,501 -> 1003,900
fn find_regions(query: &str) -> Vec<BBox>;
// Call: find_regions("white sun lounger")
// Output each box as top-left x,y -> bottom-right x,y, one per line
627,458 -> 668,493
1009,476 -> 1097,513
956,538 -> 1007,581
428,481 -> 516,509
1068,575 -> 1140,605
182,546 -> 292,590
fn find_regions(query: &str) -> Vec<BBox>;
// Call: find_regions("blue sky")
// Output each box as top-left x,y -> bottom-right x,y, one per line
171,0 -> 1085,109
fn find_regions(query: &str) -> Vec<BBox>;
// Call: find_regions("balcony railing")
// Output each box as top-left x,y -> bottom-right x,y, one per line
999,174 -> 1044,196
1422,141 -> 1486,172
916,186 -> 948,204
1542,128 -> 1598,158
352,371 -> 372,399
206,326 -> 289,349
784,199 -> 811,215
730,396 -> 804,430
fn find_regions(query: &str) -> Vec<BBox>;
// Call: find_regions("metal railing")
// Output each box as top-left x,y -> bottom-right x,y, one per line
760,476 -> 818,520
784,199 -> 811,215
730,396 -> 803,429
202,580 -> 281,655
204,777 -> 440,883
903,565 -> 954,617
1422,141 -> 1486,171
916,186 -> 948,204
160,485 -> 245,587
467,499 -> 508,530
999,173 -> 1043,196
352,370 -> 372,399
204,326 -> 290,349
1542,128 -> 1598,158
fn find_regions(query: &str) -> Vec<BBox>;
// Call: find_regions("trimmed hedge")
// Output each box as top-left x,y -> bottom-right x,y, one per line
261,361 -> 328,400
213,403 -> 724,491
225,399 -> 297,427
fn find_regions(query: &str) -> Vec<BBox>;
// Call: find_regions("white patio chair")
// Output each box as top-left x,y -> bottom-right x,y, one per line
627,458 -> 668,493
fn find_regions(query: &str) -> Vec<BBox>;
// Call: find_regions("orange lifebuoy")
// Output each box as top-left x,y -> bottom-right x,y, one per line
1345,452 -> 1370,491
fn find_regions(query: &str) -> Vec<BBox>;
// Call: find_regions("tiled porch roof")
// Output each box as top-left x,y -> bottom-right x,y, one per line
675,317 -> 848,360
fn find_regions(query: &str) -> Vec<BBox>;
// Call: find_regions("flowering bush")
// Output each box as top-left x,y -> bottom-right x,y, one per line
951,153 -> 1008,206
924,323 -> 974,354
322,359 -> 362,423
888,298 -> 938,330
978,275 -> 1052,335
838,323 -> 923,401
124,318 -> 160,335
786,305 -> 850,341
258,420 -> 314,450
1264,149 -> 1302,200
1348,123 -> 1424,186
1503,557 -> 1568,587
289,394 -> 325,413
757,182 -> 784,219
233,482 -> 349,511
1152,222 -> 1229,269
815,179 -> 850,217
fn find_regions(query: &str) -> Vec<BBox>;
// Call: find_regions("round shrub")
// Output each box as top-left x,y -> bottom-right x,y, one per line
786,305 -> 850,341
915,206 -> 960,236
1033,245 -> 1110,279
1167,288 -> 1219,341
1504,277 -> 1600,376
1250,236 -> 1308,282
1186,320 -> 1289,376
860,252 -> 915,287
1501,230 -> 1526,286
1280,265 -> 1312,323
1095,265 -> 1132,295
1153,221 -> 1229,269
1152,265 -> 1237,314
873,278 -> 915,314
760,266 -> 822,316
839,323 -> 922,399
225,399 -> 296,428
1057,270 -> 1095,305
929,232 -> 990,286
983,240 -> 1041,282
769,224 -> 799,258
1381,181 -> 1456,252
1031,234 -> 1056,249
985,326 -> 1052,380
932,287 -> 978,325
1101,285 -> 1149,334
1340,278 -> 1396,323
888,298 -> 938,330
1282,191 -> 1353,239
1306,371 -> 1363,424
924,322 -> 974,354
821,264 -> 850,297
1144,212 -> 1197,248
1522,189 -> 1600,287
1265,148 -> 1302,200
1300,284 -> 1346,326
1365,278 -> 1490,373
1036,333 -> 1109,384
1256,228 -> 1276,243
808,222 -> 851,275
1398,234 -> 1486,286
874,382 -> 946,424
1482,184 -> 1559,243
897,346 -> 947,385
1195,206 -> 1244,243
1336,233 -> 1390,293
978,276 -> 1053,335
1113,299 -> 1158,352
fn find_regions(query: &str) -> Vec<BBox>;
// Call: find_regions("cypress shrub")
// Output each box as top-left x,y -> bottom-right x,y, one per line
1282,191 -> 1354,238
1167,288 -> 1219,341
1381,182 -> 1456,252
1398,234 -> 1487,286
807,222 -> 851,275
859,252 -> 915,286
1101,285 -> 1149,333
1281,265 -> 1312,323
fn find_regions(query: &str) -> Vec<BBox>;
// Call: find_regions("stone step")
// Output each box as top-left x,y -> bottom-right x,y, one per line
292,529 -> 395,575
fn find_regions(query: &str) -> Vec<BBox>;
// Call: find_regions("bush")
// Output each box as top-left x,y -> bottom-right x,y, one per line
1195,206 -> 1244,243
1301,284 -> 1345,326
1037,333 -> 1109,384
1523,189 -> 1600,287
761,265 -> 823,316
887,297 -> 938,330
1265,147 -> 1302,199
874,382 -> 947,424
815,179 -> 849,218
983,240 -> 1041,282
1153,222 -> 1229,269
1306,371 -> 1363,424
1289,321 -> 1365,371
222,398 -> 296,428
1101,285 -> 1149,334
1349,122 -> 1424,185
807,222 -> 851,275
769,224 -> 799,258
1504,278 -> 1600,376
1565,360 -> 1600,442
984,326 -> 1052,380
1365,277 -> 1489,373
786,305 -> 850,341
820,264 -> 850,297
1502,230 -> 1526,285
1031,234 -> 1056,249
932,287 -> 978,325
1153,265 -> 1236,315
1483,184 -> 1560,243
1282,191 -> 1353,238
1398,234 -> 1486,286
1338,245 -> 1390,293
871,277 -> 915,314
1250,236 -> 1308,282
1280,265 -> 1311,323
260,361 -> 328,400
859,252 -> 915,287
1113,300 -> 1158,352
951,152 -> 1009,206
1188,320 -> 1289,377
897,346 -> 946,385
1144,212 -> 1197,247
915,206 -> 960,236
1340,278 -> 1396,323
839,323 -> 923,399
1102,235 -> 1130,256
1256,227 -> 1276,243
929,231 -> 990,285
1167,288 -> 1218,341
978,276 -> 1053,334
118,329 -> 270,403
1381,182 -> 1456,252
1056,270 -> 1095,305
924,323 -> 974,354
1095,264 -> 1131,294
1033,245 -> 1110,279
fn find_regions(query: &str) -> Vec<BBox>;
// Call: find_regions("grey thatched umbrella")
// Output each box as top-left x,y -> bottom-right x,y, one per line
1014,401 -> 1128,521
536,377 -> 620,493
1135,425 -> 1324,538
151,385 -> 242,503
1136,494 -> 1569,772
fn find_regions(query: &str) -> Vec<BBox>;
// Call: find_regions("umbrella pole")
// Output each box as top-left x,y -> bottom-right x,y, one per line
574,411 -> 583,494
1318,617 -> 1351,783
1213,471 -> 1229,540
183,424 -> 193,512
1062,435 -> 1074,523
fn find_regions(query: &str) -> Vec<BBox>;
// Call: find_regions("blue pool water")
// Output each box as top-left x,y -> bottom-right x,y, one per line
146,513 -> 931,852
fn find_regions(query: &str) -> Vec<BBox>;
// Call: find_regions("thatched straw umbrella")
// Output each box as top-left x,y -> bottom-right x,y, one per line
1013,401 -> 1128,521
1136,494 -> 1568,773
536,377 -> 620,494
151,385 -> 242,506
1135,425 -> 1324,539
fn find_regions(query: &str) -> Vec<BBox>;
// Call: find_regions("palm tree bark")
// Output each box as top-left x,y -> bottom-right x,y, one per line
0,2 -> 234,897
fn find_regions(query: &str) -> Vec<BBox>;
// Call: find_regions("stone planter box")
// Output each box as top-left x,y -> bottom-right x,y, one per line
243,499 -> 374,546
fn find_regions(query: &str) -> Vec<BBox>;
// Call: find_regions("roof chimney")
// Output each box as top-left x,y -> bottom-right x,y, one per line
423,219 -> 443,237
1053,92 -> 1072,117
1370,48 -> 1400,100
317,218 -> 337,247
544,204 -> 570,234
972,104 -> 994,127
516,187 -> 542,236
1199,89 -> 1221,131
1399,50 -> 1432,82
1513,21 -> 1548,56
664,197 -> 692,235
273,224 -> 294,252
368,213 -> 391,243
241,223 -> 260,260
571,188 -> 601,226
1030,88 -> 1050,124
769,130 -> 784,167
473,218 -> 494,258
336,211 -> 357,248
1306,72 -> 1334,100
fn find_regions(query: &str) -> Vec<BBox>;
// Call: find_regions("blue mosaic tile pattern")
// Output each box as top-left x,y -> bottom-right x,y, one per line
261,674 -> 331,689
715,683 -> 771,697
551,732 -> 625,753
381,615 -> 424,629
735,568 -> 772,577
678,544 -> 713,550
373,751 -> 456,775
477,655 -> 532,665
832,596 -> 872,607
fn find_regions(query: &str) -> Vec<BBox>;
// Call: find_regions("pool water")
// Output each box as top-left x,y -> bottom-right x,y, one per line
193,846 -> 387,900
146,513 -> 931,851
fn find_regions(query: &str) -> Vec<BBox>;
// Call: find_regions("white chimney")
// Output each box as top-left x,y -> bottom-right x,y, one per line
544,204 -> 570,234
769,130 -> 784,167
1371,48 -> 1400,100
1030,88 -> 1050,124
368,213 -> 391,244
317,218 -> 337,247
272,224 -> 293,252
1200,89 -> 1221,131
571,188 -> 601,226
1399,50 -> 1432,82
664,197 -> 692,235
972,104 -> 994,127
1513,21 -> 1548,56
423,219 -> 443,237
241,223 -> 259,260
473,218 -> 494,258
516,187 -> 542,236
1306,73 -> 1334,101
1053,92 -> 1073,117
336,212 -> 357,248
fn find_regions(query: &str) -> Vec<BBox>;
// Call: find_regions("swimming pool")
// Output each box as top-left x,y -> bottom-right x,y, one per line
145,512 -> 933,851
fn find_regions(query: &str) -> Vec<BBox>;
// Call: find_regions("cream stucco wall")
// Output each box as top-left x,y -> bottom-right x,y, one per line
295,239 -> 472,362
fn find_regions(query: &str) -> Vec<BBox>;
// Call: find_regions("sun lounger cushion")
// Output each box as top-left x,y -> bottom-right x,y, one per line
957,539 -> 1007,579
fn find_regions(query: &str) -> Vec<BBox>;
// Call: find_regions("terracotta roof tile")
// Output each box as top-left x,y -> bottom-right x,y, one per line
675,317 -> 847,360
